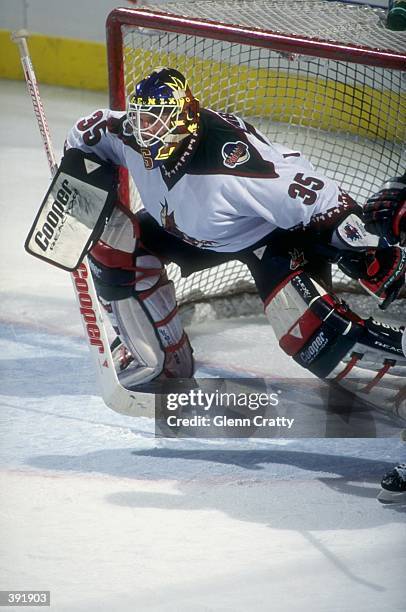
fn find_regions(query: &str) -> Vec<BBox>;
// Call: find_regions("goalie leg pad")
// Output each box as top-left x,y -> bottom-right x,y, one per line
90,228 -> 194,386
138,279 -> 194,379
108,295 -> 166,387
265,271 -> 406,418
97,203 -> 139,254
264,271 -> 361,378
102,282 -> 194,385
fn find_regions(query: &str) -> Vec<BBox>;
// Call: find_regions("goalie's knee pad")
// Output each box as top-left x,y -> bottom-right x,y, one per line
89,205 -> 164,300
265,271 -> 406,417
89,242 -> 164,300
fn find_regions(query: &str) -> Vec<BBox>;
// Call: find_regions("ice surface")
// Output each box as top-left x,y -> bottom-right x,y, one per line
0,80 -> 405,612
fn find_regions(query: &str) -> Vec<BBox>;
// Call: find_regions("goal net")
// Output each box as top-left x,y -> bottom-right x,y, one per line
106,1 -> 406,305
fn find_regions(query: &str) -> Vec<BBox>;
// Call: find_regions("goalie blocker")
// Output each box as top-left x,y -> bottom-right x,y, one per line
25,148 -> 117,271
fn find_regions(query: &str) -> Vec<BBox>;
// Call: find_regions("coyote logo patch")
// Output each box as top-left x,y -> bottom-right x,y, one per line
343,222 -> 362,242
336,213 -> 373,248
221,141 -> 250,168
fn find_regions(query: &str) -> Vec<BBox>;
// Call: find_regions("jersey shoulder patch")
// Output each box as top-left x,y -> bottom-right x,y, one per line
188,109 -> 279,179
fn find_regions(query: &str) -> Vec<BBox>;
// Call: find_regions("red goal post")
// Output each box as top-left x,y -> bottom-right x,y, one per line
106,3 -> 406,304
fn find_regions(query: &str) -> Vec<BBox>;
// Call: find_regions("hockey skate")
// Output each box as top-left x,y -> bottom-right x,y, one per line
377,463 -> 406,504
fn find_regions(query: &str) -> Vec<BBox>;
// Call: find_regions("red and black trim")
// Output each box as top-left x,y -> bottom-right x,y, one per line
334,352 -> 362,381
362,359 -> 396,394
162,332 -> 194,378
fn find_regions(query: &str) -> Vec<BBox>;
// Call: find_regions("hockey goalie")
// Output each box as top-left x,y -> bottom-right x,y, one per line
30,67 -> 406,418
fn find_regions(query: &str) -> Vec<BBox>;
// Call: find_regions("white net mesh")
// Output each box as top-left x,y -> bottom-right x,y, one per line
110,1 -> 406,304
149,0 -> 405,51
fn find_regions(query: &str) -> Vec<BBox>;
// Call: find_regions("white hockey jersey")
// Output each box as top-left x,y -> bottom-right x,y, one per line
66,107 -> 355,253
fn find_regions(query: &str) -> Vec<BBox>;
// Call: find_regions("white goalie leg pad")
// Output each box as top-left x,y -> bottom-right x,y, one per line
132,253 -> 165,292
330,365 -> 406,421
141,281 -> 182,346
91,205 -> 193,385
140,279 -> 194,379
264,272 -> 406,420
264,272 -> 330,348
94,206 -> 164,293
110,296 -> 165,387
100,279 -> 193,386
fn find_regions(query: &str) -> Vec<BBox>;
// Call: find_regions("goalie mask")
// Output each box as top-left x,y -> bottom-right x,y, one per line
126,67 -> 200,169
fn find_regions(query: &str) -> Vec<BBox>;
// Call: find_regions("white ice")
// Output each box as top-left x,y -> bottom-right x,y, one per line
0,80 -> 405,612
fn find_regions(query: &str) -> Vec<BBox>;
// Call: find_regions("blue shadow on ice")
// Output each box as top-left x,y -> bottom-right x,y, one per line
0,322 -> 97,396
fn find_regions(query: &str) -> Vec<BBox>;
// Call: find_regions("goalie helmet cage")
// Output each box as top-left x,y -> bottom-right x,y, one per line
106,1 -> 406,305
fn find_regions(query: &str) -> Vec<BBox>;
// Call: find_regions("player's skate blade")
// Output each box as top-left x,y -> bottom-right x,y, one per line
377,489 -> 406,504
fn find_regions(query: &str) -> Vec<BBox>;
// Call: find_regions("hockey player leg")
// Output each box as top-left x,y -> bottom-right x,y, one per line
88,205 -> 194,388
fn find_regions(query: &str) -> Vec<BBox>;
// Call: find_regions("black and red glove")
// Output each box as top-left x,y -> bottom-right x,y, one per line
358,246 -> 406,309
363,175 -> 406,246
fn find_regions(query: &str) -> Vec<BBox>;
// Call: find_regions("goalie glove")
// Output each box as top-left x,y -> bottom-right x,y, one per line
363,175 -> 406,246
358,247 -> 406,309
336,246 -> 406,310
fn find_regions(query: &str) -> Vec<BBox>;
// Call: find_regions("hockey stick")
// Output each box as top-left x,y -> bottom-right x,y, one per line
12,30 -> 154,417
